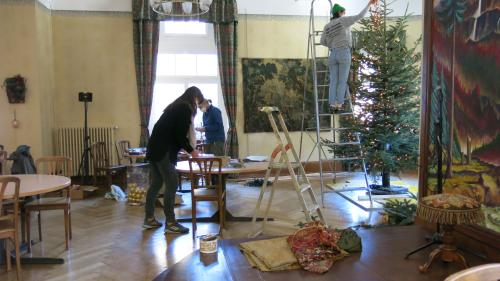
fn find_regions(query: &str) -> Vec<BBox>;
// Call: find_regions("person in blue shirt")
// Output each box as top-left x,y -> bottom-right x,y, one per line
196,99 -> 225,156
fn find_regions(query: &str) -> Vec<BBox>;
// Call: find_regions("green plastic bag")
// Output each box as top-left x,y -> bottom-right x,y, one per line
337,228 -> 362,253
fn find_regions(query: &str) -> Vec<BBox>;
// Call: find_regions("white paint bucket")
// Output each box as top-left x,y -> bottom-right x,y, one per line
199,234 -> 218,254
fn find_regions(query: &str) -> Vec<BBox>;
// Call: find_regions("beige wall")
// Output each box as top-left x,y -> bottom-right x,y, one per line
0,2 -> 46,158
0,2 -> 422,162
51,11 -> 139,146
0,2 -> 138,163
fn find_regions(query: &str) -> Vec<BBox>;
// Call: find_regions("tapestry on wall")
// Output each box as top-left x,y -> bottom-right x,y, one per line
425,0 -> 500,233
242,58 -> 328,133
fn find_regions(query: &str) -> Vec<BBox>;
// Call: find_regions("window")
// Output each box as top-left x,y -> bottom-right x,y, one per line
164,21 -> 207,35
149,21 -> 228,139
157,54 -> 218,77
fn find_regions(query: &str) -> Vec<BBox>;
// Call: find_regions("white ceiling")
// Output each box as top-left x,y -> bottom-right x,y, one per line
37,0 -> 422,16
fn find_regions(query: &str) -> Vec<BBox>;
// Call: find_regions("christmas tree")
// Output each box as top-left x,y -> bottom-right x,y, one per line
339,0 -> 421,188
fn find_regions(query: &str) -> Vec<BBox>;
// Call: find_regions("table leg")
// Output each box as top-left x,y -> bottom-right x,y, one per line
0,242 -> 64,265
176,175 -> 274,223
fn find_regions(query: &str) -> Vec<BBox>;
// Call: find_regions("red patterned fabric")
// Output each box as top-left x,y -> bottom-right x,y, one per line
287,222 -> 346,274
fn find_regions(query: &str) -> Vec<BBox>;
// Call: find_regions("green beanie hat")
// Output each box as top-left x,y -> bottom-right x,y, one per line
331,4 -> 345,15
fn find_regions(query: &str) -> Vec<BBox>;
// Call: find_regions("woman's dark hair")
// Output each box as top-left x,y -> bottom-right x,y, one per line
165,86 -> 204,116
331,11 -> 343,19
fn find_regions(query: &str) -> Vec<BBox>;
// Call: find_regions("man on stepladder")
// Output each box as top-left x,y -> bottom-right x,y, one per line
320,0 -> 378,112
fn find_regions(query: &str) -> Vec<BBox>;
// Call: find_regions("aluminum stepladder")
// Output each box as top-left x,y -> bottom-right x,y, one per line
298,0 -> 376,211
250,107 -> 326,237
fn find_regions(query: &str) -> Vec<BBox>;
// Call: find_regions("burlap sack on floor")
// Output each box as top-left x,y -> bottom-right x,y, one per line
239,237 -> 300,271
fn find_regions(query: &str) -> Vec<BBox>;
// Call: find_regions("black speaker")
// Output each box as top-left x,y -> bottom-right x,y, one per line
78,92 -> 93,102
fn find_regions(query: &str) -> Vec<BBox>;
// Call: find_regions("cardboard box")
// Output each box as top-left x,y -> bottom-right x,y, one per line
71,185 -> 98,200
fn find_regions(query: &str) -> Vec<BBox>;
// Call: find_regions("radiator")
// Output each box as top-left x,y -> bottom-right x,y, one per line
55,127 -> 117,176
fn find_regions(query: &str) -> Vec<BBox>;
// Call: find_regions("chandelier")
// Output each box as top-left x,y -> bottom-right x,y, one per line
149,0 -> 213,17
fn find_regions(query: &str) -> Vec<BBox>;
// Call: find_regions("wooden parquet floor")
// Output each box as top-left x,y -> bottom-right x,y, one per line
0,174 -> 417,281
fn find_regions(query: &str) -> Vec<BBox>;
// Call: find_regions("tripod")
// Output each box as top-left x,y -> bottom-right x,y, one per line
77,92 -> 93,185
405,86 -> 444,259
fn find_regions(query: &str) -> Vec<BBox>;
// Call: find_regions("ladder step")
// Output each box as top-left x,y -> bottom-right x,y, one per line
318,84 -> 328,87
318,98 -> 328,102
331,157 -> 361,161
313,30 -> 323,34
299,183 -> 312,193
307,204 -> 320,214
323,141 -> 361,147
316,70 -> 328,73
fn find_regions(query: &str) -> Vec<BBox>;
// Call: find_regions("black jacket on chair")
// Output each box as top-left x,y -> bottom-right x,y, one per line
8,145 -> 36,174
146,102 -> 194,164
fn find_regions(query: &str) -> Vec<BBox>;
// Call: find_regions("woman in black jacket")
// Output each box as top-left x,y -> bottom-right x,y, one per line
144,86 -> 203,234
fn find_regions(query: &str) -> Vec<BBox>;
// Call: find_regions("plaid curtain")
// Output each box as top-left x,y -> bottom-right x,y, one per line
213,22 -> 238,158
133,1 -> 159,147
207,0 -> 238,158
133,20 -> 159,147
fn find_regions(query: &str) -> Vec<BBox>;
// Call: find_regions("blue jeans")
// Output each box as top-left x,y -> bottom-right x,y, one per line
145,152 -> 178,223
328,48 -> 351,106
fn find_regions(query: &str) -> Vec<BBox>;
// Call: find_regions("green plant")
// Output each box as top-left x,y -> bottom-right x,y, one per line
382,194 -> 417,226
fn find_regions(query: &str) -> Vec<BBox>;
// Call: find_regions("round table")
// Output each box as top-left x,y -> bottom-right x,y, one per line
0,174 -> 71,265
1,174 -> 71,199
175,161 -> 269,222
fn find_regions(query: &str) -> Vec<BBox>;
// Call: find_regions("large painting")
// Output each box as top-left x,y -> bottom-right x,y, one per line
242,58 -> 328,133
423,0 -> 500,233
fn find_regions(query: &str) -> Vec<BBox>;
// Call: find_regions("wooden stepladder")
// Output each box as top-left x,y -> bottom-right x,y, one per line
251,107 -> 326,237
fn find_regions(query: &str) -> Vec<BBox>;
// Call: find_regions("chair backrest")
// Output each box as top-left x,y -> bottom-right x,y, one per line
36,156 -> 72,176
115,140 -> 132,165
91,142 -> 110,172
0,150 -> 7,175
0,176 -> 20,220
188,157 -> 223,190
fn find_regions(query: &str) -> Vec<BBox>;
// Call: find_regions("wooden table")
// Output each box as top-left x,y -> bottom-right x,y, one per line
0,174 -> 71,265
175,161 -> 269,223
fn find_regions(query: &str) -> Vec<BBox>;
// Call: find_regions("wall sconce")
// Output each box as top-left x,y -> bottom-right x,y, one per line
12,110 -> 19,128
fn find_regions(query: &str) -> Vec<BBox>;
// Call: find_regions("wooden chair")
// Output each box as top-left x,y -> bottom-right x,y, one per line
24,156 -> 72,252
188,157 -> 225,234
0,176 -> 22,280
115,140 -> 132,165
90,142 -> 126,189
